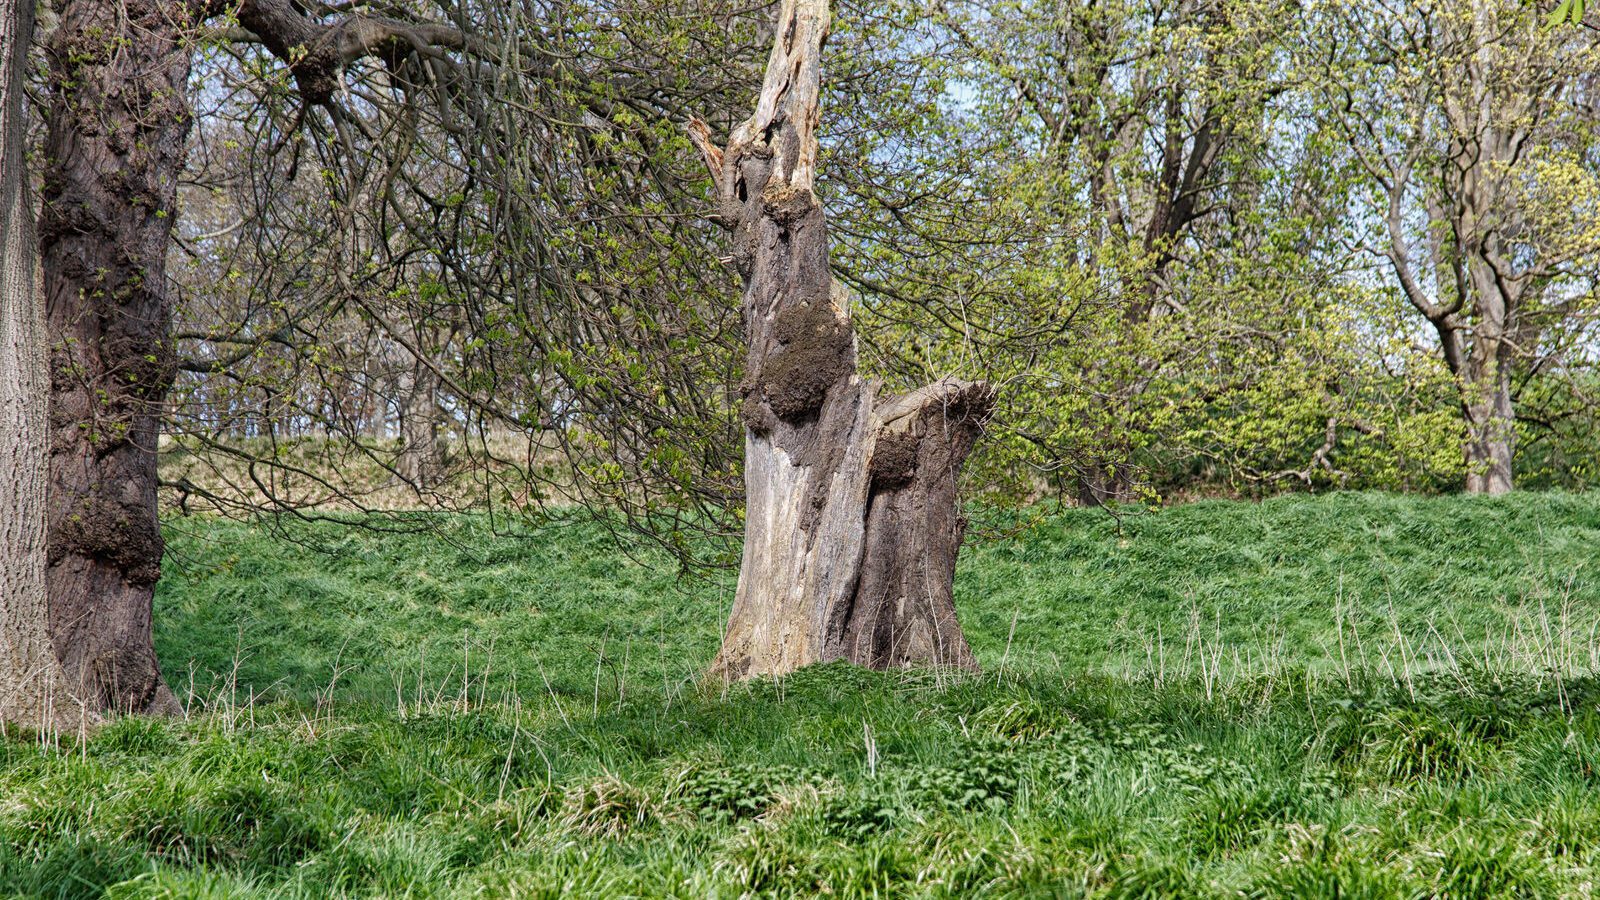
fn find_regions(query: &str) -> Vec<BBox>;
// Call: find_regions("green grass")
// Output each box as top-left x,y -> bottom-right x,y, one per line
7,492 -> 1600,897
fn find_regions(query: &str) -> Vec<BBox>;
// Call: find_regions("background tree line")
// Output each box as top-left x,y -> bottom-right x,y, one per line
164,0 -> 1600,528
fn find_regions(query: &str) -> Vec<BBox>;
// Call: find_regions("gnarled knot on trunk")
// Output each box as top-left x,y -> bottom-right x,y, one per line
48,493 -> 165,585
759,181 -> 817,225
868,430 -> 919,488
286,47 -> 345,106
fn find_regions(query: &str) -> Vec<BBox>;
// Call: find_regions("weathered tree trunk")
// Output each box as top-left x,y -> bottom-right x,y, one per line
1,0 -> 90,732
38,0 -> 195,715
840,379 -> 992,670
690,0 -> 993,681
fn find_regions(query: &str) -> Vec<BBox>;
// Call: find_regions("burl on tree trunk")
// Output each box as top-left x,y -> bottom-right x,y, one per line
690,0 -> 994,680
37,0 -> 194,715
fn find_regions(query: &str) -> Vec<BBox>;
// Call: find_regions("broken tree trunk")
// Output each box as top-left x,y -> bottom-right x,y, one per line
690,0 -> 994,681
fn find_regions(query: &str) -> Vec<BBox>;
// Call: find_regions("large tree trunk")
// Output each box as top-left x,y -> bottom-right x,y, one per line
690,0 -> 993,681
37,0 -> 195,715
841,379 -> 992,670
0,0 -> 89,731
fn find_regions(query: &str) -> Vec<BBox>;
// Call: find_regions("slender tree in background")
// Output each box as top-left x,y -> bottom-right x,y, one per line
1,0 -> 85,730
1319,0 -> 1600,494
689,0 -> 995,678
931,0 -> 1290,503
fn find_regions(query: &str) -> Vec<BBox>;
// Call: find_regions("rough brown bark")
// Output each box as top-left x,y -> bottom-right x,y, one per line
1,0 -> 92,732
836,380 -> 992,670
38,0 -> 197,715
691,0 -> 993,681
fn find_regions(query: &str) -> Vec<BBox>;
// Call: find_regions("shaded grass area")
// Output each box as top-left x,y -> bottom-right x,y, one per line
5,492 -> 1600,897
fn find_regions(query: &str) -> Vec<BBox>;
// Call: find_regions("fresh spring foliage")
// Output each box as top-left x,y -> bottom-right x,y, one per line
165,0 -> 1600,555
7,492 -> 1600,896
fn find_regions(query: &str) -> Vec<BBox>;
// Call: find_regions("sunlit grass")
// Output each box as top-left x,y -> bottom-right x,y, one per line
6,491 -> 1600,897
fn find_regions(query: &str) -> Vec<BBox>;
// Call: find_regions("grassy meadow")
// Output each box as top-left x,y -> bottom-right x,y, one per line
7,492 -> 1600,897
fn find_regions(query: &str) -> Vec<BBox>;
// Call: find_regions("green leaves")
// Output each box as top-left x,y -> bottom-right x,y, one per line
1547,0 -> 1586,27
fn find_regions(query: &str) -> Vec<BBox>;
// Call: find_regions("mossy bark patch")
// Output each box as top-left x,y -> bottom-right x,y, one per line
757,301 -> 854,423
